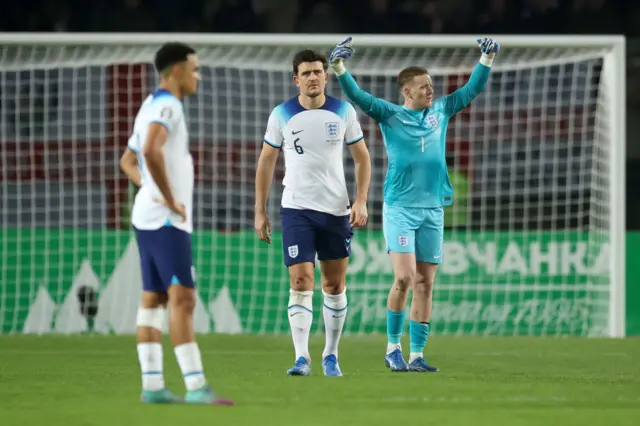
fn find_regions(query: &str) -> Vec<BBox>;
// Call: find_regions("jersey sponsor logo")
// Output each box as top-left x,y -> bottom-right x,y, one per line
160,107 -> 173,119
288,245 -> 299,258
426,114 -> 439,128
398,236 -> 409,247
292,129 -> 303,135
325,121 -> 339,139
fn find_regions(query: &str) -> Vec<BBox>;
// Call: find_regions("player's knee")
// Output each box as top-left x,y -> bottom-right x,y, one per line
394,273 -> 414,292
141,291 -> 168,309
413,276 -> 434,296
169,287 -> 196,313
321,278 -> 344,295
174,296 -> 196,313
289,270 -> 314,291
136,307 -> 165,331
322,282 -> 343,295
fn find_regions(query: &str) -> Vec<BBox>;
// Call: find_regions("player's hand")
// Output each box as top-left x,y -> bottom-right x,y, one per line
329,37 -> 355,75
153,197 -> 186,222
349,200 -> 368,228
477,37 -> 500,58
254,210 -> 272,244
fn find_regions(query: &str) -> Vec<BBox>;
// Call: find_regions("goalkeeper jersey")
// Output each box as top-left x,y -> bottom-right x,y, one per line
337,62 -> 491,208
129,89 -> 194,233
264,95 -> 364,216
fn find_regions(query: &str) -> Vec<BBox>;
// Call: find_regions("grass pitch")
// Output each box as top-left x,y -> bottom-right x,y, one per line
0,334 -> 639,426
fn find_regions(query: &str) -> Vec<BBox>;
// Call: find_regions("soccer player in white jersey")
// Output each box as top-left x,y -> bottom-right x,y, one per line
120,42 -> 233,405
254,50 -> 372,377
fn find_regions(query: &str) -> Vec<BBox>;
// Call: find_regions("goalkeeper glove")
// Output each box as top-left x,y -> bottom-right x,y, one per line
477,37 -> 499,67
329,37 -> 355,76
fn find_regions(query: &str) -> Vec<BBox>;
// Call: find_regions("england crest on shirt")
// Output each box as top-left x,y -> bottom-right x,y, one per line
325,121 -> 339,139
426,114 -> 439,128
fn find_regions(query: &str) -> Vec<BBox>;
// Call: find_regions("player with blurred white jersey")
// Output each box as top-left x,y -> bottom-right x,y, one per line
119,42 -> 232,406
254,49 -> 372,377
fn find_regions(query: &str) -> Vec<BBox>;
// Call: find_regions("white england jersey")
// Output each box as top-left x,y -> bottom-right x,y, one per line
264,96 -> 364,216
129,89 -> 194,233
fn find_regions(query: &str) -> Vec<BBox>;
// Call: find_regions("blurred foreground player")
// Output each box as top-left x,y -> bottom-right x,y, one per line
254,49 -> 372,377
330,37 -> 499,372
121,42 -> 233,405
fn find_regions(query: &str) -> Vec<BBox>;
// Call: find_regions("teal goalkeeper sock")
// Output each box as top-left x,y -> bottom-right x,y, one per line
386,309 -> 405,344
409,321 -> 430,354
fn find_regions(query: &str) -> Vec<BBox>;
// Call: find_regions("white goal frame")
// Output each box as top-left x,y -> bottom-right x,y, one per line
0,33 -> 626,337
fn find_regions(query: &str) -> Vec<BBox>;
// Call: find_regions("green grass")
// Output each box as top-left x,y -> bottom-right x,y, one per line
1,334 -> 639,426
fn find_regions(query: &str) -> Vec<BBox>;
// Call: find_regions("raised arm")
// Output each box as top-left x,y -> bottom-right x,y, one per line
443,37 -> 499,116
330,37 -> 399,123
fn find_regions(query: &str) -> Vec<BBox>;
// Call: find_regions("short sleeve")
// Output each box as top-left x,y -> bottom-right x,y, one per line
263,107 -> 284,148
147,98 -> 183,133
344,102 -> 364,145
127,134 -> 140,152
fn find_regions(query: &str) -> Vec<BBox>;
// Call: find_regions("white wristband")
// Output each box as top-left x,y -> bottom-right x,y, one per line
479,54 -> 494,67
332,61 -> 346,76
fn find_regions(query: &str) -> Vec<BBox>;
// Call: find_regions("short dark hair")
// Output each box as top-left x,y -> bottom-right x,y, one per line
292,49 -> 329,75
154,42 -> 196,75
398,66 -> 429,89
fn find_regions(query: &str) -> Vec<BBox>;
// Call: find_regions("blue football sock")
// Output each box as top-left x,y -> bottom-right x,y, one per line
409,321 -> 430,354
386,309 -> 405,345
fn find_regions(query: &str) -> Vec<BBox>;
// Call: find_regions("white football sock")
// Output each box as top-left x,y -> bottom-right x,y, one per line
322,290 -> 347,359
174,342 -> 207,391
288,289 -> 313,362
137,342 -> 165,391
386,342 -> 402,354
409,352 -> 423,362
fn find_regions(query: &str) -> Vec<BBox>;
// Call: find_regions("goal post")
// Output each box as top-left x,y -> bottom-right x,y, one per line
0,33 -> 626,337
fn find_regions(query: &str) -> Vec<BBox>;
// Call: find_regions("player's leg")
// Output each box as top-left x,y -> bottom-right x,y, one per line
385,252 -> 415,372
135,228 -> 181,404
382,204 -> 421,372
281,208 -> 317,376
316,212 -> 352,377
408,207 -> 444,373
157,227 -> 233,405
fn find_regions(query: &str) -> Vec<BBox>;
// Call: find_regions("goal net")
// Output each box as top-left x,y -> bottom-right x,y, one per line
0,34 -> 625,337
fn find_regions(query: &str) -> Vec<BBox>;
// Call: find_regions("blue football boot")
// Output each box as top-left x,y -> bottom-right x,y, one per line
287,357 -> 311,376
384,348 -> 409,372
408,357 -> 439,372
322,354 -> 343,377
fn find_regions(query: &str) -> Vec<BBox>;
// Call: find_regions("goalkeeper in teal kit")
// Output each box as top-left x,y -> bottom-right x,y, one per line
330,37 -> 499,372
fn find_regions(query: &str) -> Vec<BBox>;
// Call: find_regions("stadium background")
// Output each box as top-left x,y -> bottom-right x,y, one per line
0,0 -> 638,336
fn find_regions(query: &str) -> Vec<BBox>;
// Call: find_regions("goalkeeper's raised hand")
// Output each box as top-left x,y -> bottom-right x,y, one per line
477,37 -> 499,67
329,37 -> 355,76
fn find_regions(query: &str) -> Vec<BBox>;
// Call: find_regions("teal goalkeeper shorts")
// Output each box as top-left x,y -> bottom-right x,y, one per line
382,203 -> 444,264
